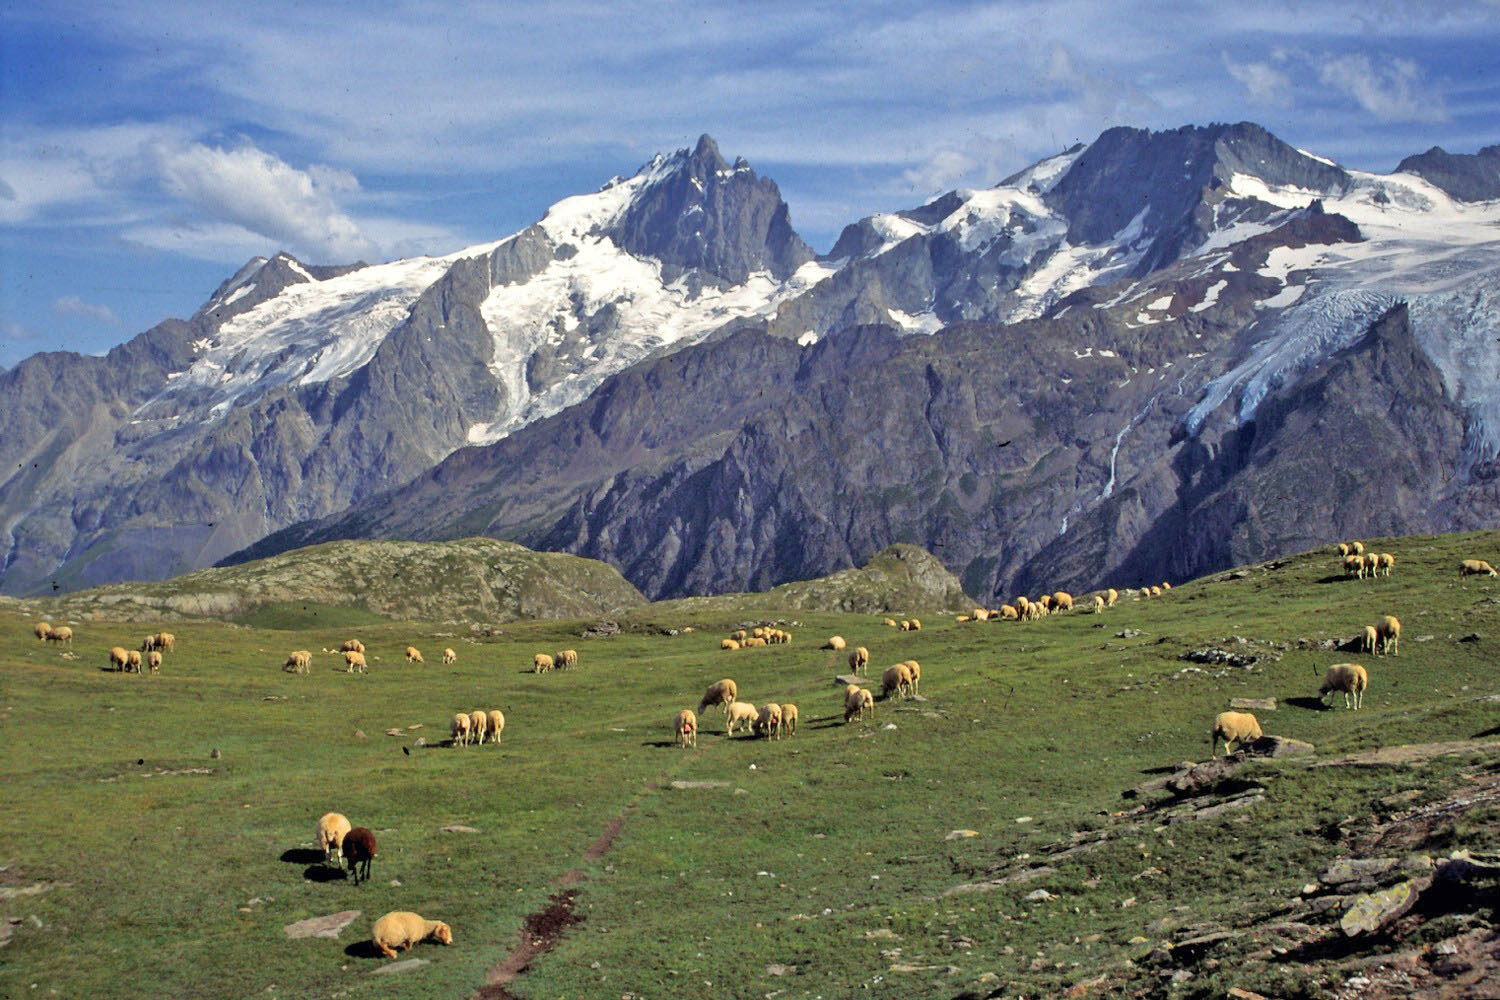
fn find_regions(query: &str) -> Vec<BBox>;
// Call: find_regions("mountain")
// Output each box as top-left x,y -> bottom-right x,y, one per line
231,123 -> 1500,603
9,122 -> 1500,603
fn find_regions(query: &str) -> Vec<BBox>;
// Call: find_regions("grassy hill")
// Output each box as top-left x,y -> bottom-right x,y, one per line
3,529 -> 1500,998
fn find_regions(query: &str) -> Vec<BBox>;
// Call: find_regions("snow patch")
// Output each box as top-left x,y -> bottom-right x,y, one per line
1191,280 -> 1227,313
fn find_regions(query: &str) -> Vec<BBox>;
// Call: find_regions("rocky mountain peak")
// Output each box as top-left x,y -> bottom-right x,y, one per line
1396,144 -> 1500,202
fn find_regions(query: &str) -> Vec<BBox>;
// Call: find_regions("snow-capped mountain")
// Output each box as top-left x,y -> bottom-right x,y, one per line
6,122 -> 1500,599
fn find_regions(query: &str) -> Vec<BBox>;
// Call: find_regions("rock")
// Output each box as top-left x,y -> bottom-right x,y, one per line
865,928 -> 900,939
386,728 -> 405,737
439,825 -> 479,834
1025,888 -> 1054,901
1319,857 -> 1399,886
210,748 -> 221,759
1173,790 -> 1264,823
943,866 -> 1056,896
284,910 -> 361,939
945,829 -> 980,840
353,730 -> 366,740
765,963 -> 792,976
370,958 -> 429,974
1171,930 -> 1237,958
1340,876 -> 1431,935
882,723 -> 897,730
1127,935 -> 1149,945
1227,987 -> 1269,1000
1229,697 -> 1276,712
414,737 -> 426,747
834,674 -> 865,687
1015,816 -> 1034,824
669,780 -> 730,790
1180,647 -> 1256,667
1166,757 -> 1242,796
582,619 -> 620,638
1248,735 -> 1314,758
1116,629 -> 1142,638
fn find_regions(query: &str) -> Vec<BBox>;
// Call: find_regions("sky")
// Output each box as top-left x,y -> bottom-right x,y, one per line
2,0 -> 1498,368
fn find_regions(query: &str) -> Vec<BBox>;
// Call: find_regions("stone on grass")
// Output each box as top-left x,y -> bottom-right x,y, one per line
1340,877 -> 1430,935
371,958 -> 429,975
284,910 -> 361,940
439,824 -> 479,834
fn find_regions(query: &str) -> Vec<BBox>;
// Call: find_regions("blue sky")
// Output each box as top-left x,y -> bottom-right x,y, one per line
2,0 -> 1498,367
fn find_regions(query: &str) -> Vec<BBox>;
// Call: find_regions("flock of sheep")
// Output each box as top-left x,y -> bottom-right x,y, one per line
316,812 -> 449,956
32,625 -> 176,674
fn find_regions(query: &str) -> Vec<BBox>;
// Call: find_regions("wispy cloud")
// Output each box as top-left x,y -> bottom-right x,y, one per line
1318,54 -> 1449,122
4,320 -> 39,342
1222,52 -> 1293,107
53,295 -> 120,325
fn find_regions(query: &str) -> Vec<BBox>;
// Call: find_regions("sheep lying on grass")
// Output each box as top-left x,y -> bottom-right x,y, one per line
883,618 -> 898,628
674,709 -> 697,749
725,701 -> 759,736
442,648 -> 456,664
844,687 -> 875,723
744,637 -> 768,648
451,713 -> 471,746
1460,559 -> 1498,577
343,827 -> 376,885
371,912 -> 452,959
697,679 -> 737,717
1318,663 -> 1369,710
1211,711 -> 1262,757
487,710 -> 505,744
316,812 -> 351,865
1376,615 -> 1401,656
822,635 -> 846,650
755,703 -> 783,740
780,703 -> 798,738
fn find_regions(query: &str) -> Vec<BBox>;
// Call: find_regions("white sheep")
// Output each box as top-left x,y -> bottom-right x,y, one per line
1318,663 -> 1369,710
1001,605 -> 1019,620
45,625 -> 73,645
1378,553 -> 1394,577
533,652 -> 554,673
371,911 -> 452,959
405,645 -> 425,664
487,709 -> 505,744
902,659 -> 922,695
126,650 -> 142,674
556,649 -> 579,669
844,687 -> 874,723
284,650 -> 312,673
147,651 -> 162,674
344,650 -> 367,674
1344,554 -> 1365,579
780,703 -> 798,738
881,664 -> 913,700
674,709 -> 697,749
316,812 -> 352,864
34,622 -> 50,642
726,700 -> 759,736
1092,594 -> 1105,614
469,710 -> 489,746
697,678 -> 738,717
451,712 -> 471,746
823,635 -> 847,650
720,638 -> 741,651
442,648 -> 457,665
849,646 -> 870,674
1361,625 -> 1378,655
1106,588 -> 1119,607
755,703 -> 783,740
1376,615 -> 1401,656
1210,711 -> 1262,756
109,646 -> 130,672
341,639 -> 365,654
1052,591 -> 1074,612
1460,559 -> 1498,578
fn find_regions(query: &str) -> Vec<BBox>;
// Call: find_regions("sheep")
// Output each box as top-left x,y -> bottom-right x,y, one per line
1001,605 -> 1019,620
141,635 -> 157,654
725,701 -> 759,736
1092,594 -> 1105,614
1052,591 -> 1074,612
45,626 -> 73,645
744,637 -> 768,648
955,614 -> 971,623
899,620 -> 912,631
1351,541 -> 1365,555
342,827 -> 377,885
1106,588 -> 1119,607
881,663 -> 913,700
405,645 -> 425,664
283,650 -> 310,673
674,709 -> 697,749
910,618 -> 922,631
1361,626 -> 1378,655
34,622 -> 50,642
780,703 -> 798,738
1318,663 -> 1369,710
1460,559 -> 1498,577
903,659 -> 922,695
1211,711 -> 1263,757
155,632 -> 175,653
371,912 -> 452,959
1015,596 -> 1030,615
1362,552 -> 1381,579
451,712 -> 471,746
126,650 -> 142,674
442,648 -> 457,665
316,812 -> 352,865
1161,581 -> 1172,591
469,710 -> 489,746
344,650 -> 367,674
883,618 -> 898,628
844,687 -> 874,723
721,638 -> 741,651
730,630 -> 748,642
147,651 -> 162,674
971,608 -> 990,622
849,646 -> 870,674
1149,585 -> 1163,598
823,635 -> 847,651
556,649 -> 578,669
341,639 -> 365,654
1378,553 -> 1394,577
1337,542 -> 1352,557
755,703 -> 783,740
752,626 -> 767,639
109,646 -> 130,672
697,678 -> 738,717
487,710 -> 505,744
1038,595 -> 1054,612
1344,554 -> 1365,579
1376,615 -> 1401,656
533,653 -> 555,673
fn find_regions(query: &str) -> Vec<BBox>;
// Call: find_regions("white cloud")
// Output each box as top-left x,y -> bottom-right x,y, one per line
1222,52 -> 1294,107
53,296 -> 120,325
902,149 -> 981,194
1318,54 -> 1449,122
4,321 -> 39,342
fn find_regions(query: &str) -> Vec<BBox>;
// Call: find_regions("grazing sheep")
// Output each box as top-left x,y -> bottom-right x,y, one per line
752,626 -> 767,639
1376,615 -> 1401,656
730,630 -> 748,642
1149,585 -> 1163,598
34,622 -> 50,642
1001,605 -> 1019,620
1378,553 -> 1394,577
556,649 -> 579,669
971,608 -> 990,622
154,632 -> 175,653
1211,711 -> 1263,757
147,651 -> 162,674
141,635 -> 157,654
1092,594 -> 1105,614
755,703 -> 783,740
1362,553 -> 1381,579
725,700 -> 759,736
1460,559 -> 1498,578
109,646 -> 130,672
126,650 -> 142,674
780,703 -> 798,738
1337,542 -> 1352,557
1351,541 -> 1365,555
342,827 -> 377,885
316,812 -> 352,865
744,637 -> 768,648
451,713 -> 471,746
721,638 -> 741,651
1106,588 -> 1119,607
371,912 -> 453,959
1318,663 -> 1369,710
1015,596 -> 1030,615
487,710 -> 505,744
883,618 -> 898,628
469,710 -> 489,746
533,653 -> 554,673
823,635 -> 847,651
697,679 -> 738,717
284,650 -> 312,673
1344,554 -> 1365,579
903,659 -> 922,695
899,620 -> 912,631
1361,626 -> 1378,655
1161,581 -> 1172,591
844,687 -> 875,723
1038,595 -> 1054,612
881,663 -> 913,700
849,647 -> 870,674
1052,591 -> 1074,612
405,645 -> 425,664
45,626 -> 73,645
442,648 -> 457,665
344,650 -> 367,674
674,709 -> 697,749
341,639 -> 365,655
910,618 -> 922,631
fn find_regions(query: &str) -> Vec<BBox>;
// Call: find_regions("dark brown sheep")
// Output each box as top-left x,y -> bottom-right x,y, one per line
342,827 -> 377,885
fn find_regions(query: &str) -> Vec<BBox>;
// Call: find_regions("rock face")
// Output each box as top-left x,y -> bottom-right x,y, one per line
1396,145 -> 1500,202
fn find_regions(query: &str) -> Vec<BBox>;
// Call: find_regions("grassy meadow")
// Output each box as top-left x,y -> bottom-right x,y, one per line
3,531 -> 1500,998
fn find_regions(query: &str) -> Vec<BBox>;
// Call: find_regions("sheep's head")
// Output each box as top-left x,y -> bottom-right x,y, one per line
431,922 -> 453,945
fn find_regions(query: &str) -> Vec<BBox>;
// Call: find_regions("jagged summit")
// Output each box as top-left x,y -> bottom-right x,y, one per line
1396,144 -> 1500,202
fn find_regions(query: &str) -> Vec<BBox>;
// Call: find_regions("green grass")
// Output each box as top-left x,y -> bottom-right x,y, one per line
2,530 -> 1500,998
